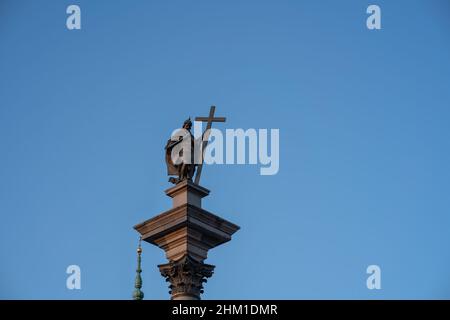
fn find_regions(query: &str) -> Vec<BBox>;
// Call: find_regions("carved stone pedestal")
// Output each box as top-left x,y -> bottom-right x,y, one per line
134,180 -> 239,300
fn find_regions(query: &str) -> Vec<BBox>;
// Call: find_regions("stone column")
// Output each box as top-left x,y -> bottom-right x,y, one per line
134,180 -> 239,300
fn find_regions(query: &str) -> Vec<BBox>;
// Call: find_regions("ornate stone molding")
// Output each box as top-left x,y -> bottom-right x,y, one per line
158,255 -> 215,300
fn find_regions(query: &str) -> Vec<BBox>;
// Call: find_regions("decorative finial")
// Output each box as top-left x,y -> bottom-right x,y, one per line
133,237 -> 144,300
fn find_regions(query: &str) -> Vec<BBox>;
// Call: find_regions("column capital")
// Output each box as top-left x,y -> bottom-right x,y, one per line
158,255 -> 215,300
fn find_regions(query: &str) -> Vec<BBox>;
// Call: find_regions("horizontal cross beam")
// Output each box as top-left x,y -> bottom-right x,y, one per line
195,116 -> 226,122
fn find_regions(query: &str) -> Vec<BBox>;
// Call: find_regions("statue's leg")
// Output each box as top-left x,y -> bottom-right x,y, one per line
180,164 -> 186,181
188,165 -> 195,181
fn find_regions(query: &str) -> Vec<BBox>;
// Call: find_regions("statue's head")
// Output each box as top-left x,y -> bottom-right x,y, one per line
182,118 -> 192,130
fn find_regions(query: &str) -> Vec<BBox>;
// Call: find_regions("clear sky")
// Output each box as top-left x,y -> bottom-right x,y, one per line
1,0 -> 450,299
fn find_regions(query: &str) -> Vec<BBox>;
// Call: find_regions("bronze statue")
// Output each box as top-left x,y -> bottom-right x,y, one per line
165,118 -> 197,184
165,106 -> 226,185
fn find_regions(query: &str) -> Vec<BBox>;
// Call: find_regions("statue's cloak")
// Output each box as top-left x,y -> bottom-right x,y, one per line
165,139 -> 179,176
164,128 -> 199,179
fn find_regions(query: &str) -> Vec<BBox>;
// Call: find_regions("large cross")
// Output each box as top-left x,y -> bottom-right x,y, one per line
194,106 -> 226,185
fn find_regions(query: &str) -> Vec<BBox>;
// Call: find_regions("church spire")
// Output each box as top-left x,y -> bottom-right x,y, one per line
132,238 -> 144,300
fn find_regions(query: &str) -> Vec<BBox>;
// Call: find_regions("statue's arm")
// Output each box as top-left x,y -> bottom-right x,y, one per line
164,137 -> 183,150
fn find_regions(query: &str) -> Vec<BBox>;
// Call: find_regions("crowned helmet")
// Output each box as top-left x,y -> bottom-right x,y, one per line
182,117 -> 192,129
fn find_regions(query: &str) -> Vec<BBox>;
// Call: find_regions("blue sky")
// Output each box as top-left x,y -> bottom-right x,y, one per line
1,0 -> 450,299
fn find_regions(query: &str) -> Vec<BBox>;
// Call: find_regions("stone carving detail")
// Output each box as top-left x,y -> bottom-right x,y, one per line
158,255 -> 215,299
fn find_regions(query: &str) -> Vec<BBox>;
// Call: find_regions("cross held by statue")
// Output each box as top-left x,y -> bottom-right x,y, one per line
194,106 -> 226,184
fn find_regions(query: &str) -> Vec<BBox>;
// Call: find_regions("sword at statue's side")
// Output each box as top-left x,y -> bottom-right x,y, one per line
194,106 -> 226,185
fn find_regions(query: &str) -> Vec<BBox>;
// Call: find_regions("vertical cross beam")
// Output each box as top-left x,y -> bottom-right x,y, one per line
194,106 -> 226,185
